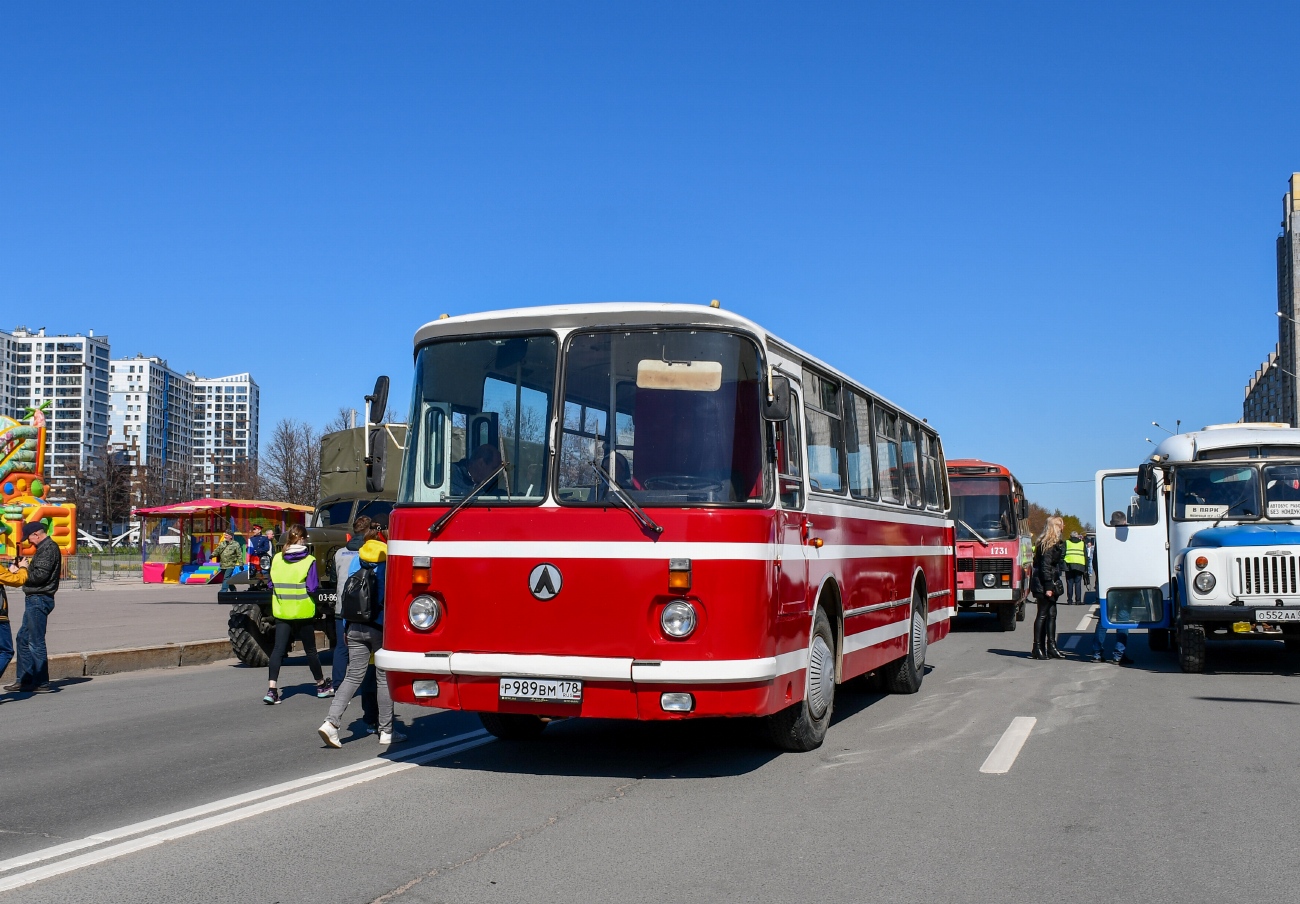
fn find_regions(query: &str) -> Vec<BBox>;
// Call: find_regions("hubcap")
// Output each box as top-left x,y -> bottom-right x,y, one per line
912,606 -> 927,667
807,634 -> 835,719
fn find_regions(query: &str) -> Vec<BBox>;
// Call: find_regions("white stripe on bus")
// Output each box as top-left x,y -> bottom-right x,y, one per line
388,540 -> 952,561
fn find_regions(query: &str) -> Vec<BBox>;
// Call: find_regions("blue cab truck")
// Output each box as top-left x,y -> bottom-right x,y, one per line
1095,423 -> 1300,672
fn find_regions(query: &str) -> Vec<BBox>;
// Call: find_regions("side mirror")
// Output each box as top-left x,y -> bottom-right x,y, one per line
366,375 -> 390,427
763,375 -> 792,422
366,426 -> 386,494
1135,462 -> 1158,501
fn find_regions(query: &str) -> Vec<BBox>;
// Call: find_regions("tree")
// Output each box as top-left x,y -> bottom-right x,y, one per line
259,418 -> 319,505
325,407 -> 358,433
1025,501 -> 1093,544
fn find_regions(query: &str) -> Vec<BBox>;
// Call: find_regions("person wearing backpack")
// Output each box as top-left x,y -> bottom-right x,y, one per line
318,530 -> 404,746
330,515 -> 379,732
263,523 -> 332,704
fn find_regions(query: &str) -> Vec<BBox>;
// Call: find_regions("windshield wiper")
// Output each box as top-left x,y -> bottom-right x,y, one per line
429,462 -> 508,537
590,460 -> 663,536
957,519 -> 990,547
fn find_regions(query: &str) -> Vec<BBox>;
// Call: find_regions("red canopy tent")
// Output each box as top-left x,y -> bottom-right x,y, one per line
134,498 -> 313,584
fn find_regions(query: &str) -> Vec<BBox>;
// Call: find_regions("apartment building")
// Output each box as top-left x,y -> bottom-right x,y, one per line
192,373 -> 260,492
109,355 -> 197,499
0,326 -> 111,487
1246,173 -> 1300,424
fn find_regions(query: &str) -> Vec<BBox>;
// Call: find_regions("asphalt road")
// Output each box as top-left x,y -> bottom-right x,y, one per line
2,606 -> 1299,904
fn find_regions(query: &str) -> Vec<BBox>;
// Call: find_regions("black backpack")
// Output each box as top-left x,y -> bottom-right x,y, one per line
340,562 -> 380,624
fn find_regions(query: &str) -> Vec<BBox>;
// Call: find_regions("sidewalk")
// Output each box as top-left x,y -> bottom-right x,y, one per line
5,582 -> 231,656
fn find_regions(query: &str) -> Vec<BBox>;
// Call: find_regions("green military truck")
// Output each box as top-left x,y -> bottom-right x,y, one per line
222,403 -> 406,667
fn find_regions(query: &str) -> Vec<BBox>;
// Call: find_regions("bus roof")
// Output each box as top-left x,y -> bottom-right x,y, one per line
411,302 -> 935,431
947,459 -> 1015,478
1153,423 -> 1300,462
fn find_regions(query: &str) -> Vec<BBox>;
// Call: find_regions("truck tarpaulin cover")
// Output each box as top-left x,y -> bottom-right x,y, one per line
319,425 -> 408,501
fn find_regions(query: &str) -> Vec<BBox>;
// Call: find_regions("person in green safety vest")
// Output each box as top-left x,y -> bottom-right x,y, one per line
1064,531 -> 1088,605
262,523 -> 332,705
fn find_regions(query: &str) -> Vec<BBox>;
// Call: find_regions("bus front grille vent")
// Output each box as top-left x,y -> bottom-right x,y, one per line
1235,555 -> 1300,596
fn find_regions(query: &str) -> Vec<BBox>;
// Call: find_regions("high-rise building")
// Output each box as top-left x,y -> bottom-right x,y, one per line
0,326 -> 111,487
109,355 -> 196,500
1245,173 -> 1300,424
191,373 -> 259,492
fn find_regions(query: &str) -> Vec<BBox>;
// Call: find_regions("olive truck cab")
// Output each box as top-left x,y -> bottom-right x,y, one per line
1096,423 -> 1300,672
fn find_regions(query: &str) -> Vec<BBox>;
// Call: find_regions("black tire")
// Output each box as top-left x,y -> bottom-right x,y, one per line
883,588 -> 927,694
479,712 -> 548,741
996,604 -> 1017,632
1016,600 -> 1026,622
1178,624 -> 1206,673
228,605 -> 273,668
1148,628 -> 1171,652
764,607 -> 836,752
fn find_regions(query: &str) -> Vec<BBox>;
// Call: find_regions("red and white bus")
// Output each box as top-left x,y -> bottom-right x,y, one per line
374,303 -> 954,751
947,460 -> 1032,631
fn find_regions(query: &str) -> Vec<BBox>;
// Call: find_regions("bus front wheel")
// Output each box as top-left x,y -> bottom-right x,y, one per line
764,607 -> 835,752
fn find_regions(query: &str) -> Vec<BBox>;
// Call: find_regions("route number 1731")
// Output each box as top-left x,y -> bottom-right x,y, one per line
989,546 -> 1010,555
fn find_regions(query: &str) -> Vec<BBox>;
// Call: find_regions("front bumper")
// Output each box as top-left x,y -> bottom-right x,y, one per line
958,588 -> 1020,604
1181,604 -> 1300,626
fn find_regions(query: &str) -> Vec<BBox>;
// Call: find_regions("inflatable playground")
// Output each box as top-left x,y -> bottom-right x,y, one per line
0,403 -> 77,561
135,498 -> 312,584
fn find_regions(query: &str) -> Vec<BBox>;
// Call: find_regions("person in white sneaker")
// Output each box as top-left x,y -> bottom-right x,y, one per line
318,529 -> 405,747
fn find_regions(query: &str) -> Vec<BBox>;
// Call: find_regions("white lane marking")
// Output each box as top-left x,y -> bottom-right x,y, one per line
1075,605 -> 1098,632
979,717 -> 1037,775
1062,635 -> 1080,650
0,729 -> 489,879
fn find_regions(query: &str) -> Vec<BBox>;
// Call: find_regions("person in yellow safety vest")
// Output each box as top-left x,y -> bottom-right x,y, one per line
262,523 -> 332,705
1064,531 -> 1088,605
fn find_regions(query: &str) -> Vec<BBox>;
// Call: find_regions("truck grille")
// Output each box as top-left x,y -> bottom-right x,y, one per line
1235,555 -> 1300,596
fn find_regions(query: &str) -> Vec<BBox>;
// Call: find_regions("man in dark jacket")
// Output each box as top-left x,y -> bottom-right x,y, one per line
6,521 -> 61,693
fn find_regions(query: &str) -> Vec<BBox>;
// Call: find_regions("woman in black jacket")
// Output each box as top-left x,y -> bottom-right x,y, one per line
1031,516 -> 1066,659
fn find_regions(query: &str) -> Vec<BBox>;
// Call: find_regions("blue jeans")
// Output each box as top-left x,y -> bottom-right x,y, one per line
1094,620 -> 1128,659
16,594 -> 55,687
332,618 -> 378,726
0,617 -> 13,679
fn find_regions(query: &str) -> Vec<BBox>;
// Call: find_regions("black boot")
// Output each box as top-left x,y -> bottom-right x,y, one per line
1048,644 -> 1067,659
1031,645 -> 1045,660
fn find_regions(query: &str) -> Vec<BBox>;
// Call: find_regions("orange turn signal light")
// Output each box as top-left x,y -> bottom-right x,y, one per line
668,558 -> 692,592
1195,556 -> 1208,570
412,556 -> 432,585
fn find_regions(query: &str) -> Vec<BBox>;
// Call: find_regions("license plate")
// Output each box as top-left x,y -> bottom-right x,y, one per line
498,677 -> 582,703
1255,609 -> 1300,622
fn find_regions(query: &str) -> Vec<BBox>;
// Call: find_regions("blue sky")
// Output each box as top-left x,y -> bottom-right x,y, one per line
2,2 -> 1297,521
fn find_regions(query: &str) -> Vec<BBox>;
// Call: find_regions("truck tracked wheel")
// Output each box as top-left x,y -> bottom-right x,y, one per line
479,712 -> 548,741
1178,624 -> 1206,673
764,606 -> 836,752
996,604 -> 1017,632
228,604 -> 273,668
884,589 -> 927,694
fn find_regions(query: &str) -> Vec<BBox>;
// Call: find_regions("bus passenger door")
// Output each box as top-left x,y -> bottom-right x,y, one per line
1095,469 -> 1171,631
774,390 -> 809,618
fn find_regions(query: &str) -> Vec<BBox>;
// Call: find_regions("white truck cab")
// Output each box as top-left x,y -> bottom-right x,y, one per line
1096,423 -> 1300,672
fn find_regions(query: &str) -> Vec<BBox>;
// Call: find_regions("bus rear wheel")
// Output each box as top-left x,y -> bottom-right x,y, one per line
479,712 -> 548,741
764,607 -> 835,752
884,590 -> 927,694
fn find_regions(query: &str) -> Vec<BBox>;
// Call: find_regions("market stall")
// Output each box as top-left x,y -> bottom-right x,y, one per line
134,498 -> 313,584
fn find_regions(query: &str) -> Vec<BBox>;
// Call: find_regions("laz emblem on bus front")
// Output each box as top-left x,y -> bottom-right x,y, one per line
529,563 -> 562,600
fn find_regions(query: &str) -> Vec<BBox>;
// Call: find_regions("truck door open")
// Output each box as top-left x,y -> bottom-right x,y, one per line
1095,469 -> 1171,630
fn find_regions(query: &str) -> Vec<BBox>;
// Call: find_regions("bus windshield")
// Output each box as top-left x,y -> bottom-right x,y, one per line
1173,465 -> 1259,521
557,329 -> 765,506
950,476 -> 1015,541
399,334 -> 557,504
1263,464 -> 1300,519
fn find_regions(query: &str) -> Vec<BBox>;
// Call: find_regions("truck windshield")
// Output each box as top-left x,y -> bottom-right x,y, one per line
557,329 -> 765,506
950,476 -> 1015,541
399,334 -> 557,505
1173,465 -> 1260,521
1263,464 -> 1300,519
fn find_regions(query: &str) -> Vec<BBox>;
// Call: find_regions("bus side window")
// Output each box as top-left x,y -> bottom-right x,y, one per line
803,371 -> 846,494
921,431 -> 945,511
900,418 -> 924,509
845,391 -> 877,500
875,407 -> 902,504
774,401 -> 804,509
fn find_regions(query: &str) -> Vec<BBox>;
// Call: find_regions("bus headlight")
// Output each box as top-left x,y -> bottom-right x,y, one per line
1193,572 -> 1216,594
982,573 -> 997,588
409,595 -> 442,630
661,601 -> 697,638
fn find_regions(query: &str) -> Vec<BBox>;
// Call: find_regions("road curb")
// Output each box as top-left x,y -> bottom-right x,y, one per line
2,638 -> 237,683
